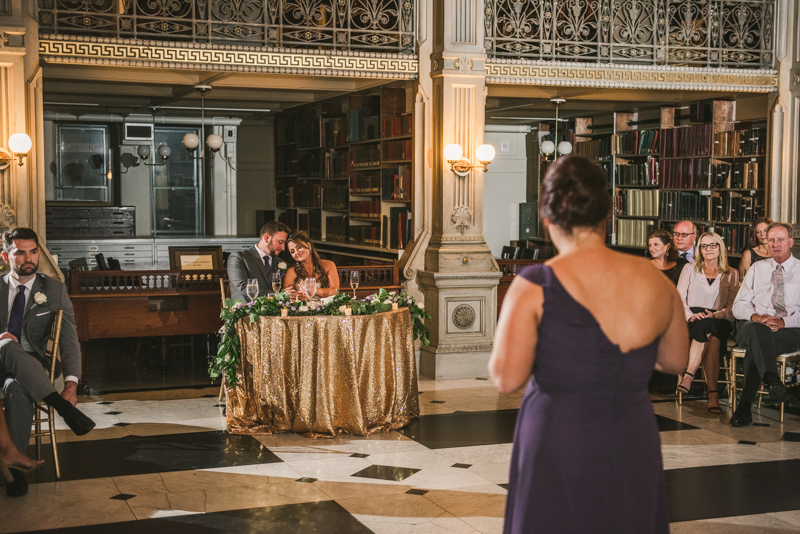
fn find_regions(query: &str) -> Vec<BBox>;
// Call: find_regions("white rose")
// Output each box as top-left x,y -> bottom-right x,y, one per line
338,305 -> 346,313
299,305 -> 308,312
278,262 -> 287,270
34,292 -> 48,305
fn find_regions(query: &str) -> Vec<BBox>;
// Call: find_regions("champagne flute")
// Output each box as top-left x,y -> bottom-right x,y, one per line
350,270 -> 360,298
272,272 -> 282,293
304,277 -> 317,300
246,279 -> 258,302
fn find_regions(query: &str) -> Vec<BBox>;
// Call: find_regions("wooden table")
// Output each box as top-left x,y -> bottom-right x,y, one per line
70,268 -> 226,387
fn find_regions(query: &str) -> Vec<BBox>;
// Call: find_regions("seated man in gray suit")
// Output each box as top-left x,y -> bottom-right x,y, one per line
0,227 -> 95,496
227,221 -> 290,302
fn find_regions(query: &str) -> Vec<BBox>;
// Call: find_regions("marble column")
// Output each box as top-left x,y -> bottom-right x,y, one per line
417,0 -> 501,379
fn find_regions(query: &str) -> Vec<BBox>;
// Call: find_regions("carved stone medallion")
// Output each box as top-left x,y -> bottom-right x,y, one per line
452,304 -> 476,330
450,204 -> 472,234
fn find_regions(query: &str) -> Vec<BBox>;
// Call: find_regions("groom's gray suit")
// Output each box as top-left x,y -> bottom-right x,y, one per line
227,245 -> 273,302
0,272 -> 81,452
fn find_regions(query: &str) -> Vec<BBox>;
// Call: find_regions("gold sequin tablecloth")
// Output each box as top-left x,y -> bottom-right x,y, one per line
226,308 -> 420,437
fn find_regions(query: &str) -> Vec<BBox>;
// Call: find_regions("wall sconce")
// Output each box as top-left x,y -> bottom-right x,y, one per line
444,143 -> 496,176
137,144 -> 171,166
0,133 -> 32,170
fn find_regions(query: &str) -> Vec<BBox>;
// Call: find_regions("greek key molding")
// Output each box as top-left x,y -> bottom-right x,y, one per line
39,35 -> 418,79
486,59 -> 778,92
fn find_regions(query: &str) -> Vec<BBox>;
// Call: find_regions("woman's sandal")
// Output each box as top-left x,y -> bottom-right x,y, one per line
677,372 -> 695,394
707,389 -> 722,414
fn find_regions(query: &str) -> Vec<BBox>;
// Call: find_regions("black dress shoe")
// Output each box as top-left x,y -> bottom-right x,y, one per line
5,468 -> 27,497
769,384 -> 793,403
730,409 -> 753,427
61,405 -> 96,436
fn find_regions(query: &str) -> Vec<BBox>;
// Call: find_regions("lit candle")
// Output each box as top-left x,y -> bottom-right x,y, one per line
391,302 -> 398,311
344,308 -> 352,316
281,308 -> 288,317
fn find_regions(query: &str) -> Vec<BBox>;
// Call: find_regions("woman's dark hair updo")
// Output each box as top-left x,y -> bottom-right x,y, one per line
538,156 -> 612,234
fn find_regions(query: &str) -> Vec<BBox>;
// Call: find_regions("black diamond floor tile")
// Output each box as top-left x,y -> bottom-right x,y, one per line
24,431 -> 281,484
498,483 -> 509,490
296,477 -> 317,483
109,494 -> 136,501
398,410 -> 518,449
114,422 -> 131,427
738,440 -> 757,445
783,432 -> 800,442
104,411 -> 122,415
666,459 -> 800,522
429,400 -> 446,404
451,463 -> 471,469
350,453 -> 369,458
97,401 -> 114,405
655,414 -> 700,432
406,488 -> 428,495
22,500 -> 373,534
352,464 -> 420,482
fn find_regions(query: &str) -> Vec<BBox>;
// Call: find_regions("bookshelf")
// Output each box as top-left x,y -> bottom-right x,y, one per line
571,101 -> 766,257
273,86 -> 414,256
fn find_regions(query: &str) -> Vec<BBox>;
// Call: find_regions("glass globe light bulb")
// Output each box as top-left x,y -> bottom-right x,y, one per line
137,145 -> 151,159
540,140 -> 555,155
443,144 -> 463,161
157,145 -> 172,159
206,134 -> 224,152
476,144 -> 496,163
558,141 -> 573,155
182,133 -> 200,150
8,133 -> 32,155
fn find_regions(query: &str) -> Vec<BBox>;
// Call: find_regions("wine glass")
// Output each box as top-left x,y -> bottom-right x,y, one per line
350,270 -> 360,298
304,277 -> 317,300
272,272 -> 282,293
246,279 -> 259,302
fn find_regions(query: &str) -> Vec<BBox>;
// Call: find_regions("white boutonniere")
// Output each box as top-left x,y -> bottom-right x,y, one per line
34,292 -> 49,306
277,262 -> 288,272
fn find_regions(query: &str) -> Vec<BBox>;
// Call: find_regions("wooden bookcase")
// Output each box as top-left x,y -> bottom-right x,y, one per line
273,86 -> 414,257
572,100 -> 766,258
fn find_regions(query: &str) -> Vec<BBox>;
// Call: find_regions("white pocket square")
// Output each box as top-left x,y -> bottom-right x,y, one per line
35,311 -> 51,317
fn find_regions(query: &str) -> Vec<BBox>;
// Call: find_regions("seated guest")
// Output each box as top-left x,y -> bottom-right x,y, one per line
283,231 -> 340,299
676,232 -> 739,413
673,220 -> 697,262
227,221 -> 290,302
0,227 -> 95,497
648,229 -> 687,286
739,217 -> 773,278
731,222 -> 800,426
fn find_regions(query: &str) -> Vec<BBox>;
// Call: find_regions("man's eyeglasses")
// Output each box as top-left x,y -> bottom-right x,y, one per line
673,232 -> 695,238
699,243 -> 719,250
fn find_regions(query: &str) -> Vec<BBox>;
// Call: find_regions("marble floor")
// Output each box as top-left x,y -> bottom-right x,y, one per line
5,357 -> 800,532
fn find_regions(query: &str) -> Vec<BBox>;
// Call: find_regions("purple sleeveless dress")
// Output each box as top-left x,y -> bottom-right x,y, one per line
503,264 -> 668,534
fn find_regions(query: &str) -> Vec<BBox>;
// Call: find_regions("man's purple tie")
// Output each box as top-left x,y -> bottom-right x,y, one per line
8,285 -> 26,341
263,255 -> 272,278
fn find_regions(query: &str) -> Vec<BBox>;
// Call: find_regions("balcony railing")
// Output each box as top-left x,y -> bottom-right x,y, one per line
485,0 -> 775,69
38,0 -> 415,54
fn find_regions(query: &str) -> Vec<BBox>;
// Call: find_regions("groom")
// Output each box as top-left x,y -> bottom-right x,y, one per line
227,221 -> 290,302
0,227 -> 95,496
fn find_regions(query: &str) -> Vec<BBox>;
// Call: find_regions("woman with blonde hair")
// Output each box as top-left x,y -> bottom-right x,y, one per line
282,230 -> 340,298
676,231 -> 740,413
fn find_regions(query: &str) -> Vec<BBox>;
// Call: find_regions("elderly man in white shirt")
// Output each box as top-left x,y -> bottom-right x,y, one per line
731,222 -> 800,426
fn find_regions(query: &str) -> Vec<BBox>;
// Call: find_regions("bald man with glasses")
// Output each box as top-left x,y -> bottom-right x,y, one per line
673,221 -> 697,263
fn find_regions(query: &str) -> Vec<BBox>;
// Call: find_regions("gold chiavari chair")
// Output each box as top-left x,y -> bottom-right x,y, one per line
31,309 -> 64,479
218,279 -> 231,401
730,346 -> 800,422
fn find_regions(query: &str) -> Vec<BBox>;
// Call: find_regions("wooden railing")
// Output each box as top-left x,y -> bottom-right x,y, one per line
70,267 -> 227,295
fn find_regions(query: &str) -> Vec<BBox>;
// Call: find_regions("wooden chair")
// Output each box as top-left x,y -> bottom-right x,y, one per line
520,248 -> 539,260
501,246 -> 521,260
730,346 -> 800,422
31,310 -> 64,480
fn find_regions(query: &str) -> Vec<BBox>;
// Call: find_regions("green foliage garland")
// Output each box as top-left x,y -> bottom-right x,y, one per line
210,289 -> 431,386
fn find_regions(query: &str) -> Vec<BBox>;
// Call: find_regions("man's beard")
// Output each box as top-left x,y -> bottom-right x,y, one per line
14,262 -> 37,276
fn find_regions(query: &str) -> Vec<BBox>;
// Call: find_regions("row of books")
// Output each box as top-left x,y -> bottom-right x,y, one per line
276,147 -> 297,176
321,115 -> 347,148
298,151 -> 321,178
616,160 -> 659,186
321,186 -> 349,211
719,161 -> 762,189
381,165 -> 411,201
346,108 -> 381,143
351,146 -> 381,168
612,129 -> 659,156
325,215 -> 348,243
349,200 -> 381,219
348,224 -> 383,248
714,128 -> 766,157
660,124 -> 713,158
714,224 -> 749,255
659,190 -> 764,223
298,119 -> 321,149
661,158 -> 710,189
350,174 -> 380,194
277,209 -> 322,241
382,114 -> 412,138
276,118 -> 296,145
616,218 -> 657,248
323,149 -> 349,179
275,183 -> 322,209
385,207 -> 412,250
383,139 -> 412,161
574,139 -> 610,161
614,189 -> 659,217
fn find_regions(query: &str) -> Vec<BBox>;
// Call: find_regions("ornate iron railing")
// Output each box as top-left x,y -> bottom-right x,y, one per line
485,0 -> 775,69
37,0 -> 415,54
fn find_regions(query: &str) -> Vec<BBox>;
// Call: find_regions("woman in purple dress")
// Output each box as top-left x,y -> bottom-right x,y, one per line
489,156 -> 688,534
